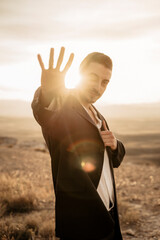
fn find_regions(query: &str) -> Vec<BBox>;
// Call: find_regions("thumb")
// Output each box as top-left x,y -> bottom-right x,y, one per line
102,120 -> 108,131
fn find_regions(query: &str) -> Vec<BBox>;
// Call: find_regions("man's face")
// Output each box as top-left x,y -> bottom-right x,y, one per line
79,62 -> 112,104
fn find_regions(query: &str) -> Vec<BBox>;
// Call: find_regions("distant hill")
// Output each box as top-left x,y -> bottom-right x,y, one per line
0,100 -> 32,117
0,99 -> 160,119
95,102 -> 160,119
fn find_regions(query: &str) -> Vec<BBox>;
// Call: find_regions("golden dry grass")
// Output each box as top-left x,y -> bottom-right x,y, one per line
0,174 -> 38,217
0,116 -> 160,240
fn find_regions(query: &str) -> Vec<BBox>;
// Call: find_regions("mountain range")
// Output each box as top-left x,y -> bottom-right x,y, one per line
0,99 -> 160,119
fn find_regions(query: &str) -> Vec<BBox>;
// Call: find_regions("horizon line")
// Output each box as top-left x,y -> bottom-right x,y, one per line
0,98 -> 160,106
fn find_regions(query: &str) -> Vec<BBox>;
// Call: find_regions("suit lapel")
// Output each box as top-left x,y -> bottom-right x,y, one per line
70,96 -> 109,152
70,95 -> 115,181
91,105 -> 110,131
91,105 -> 115,180
71,95 -> 97,127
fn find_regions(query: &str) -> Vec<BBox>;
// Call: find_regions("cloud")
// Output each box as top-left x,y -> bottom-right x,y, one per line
0,0 -> 160,65
0,85 -> 21,92
79,15 -> 160,40
0,0 -> 160,42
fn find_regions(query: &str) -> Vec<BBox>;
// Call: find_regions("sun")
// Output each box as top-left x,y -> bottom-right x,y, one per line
65,69 -> 81,89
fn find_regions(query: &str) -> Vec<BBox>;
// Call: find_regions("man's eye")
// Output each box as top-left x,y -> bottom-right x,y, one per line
102,81 -> 109,85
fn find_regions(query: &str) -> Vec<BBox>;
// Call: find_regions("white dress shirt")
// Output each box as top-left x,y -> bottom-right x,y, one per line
83,105 -> 114,211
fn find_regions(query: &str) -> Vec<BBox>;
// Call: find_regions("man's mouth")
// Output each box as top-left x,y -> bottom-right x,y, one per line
88,89 -> 100,97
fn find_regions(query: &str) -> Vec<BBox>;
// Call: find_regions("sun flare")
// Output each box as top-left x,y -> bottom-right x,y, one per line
65,69 -> 81,89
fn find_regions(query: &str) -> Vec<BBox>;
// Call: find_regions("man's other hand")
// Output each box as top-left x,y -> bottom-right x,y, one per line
100,120 -> 117,150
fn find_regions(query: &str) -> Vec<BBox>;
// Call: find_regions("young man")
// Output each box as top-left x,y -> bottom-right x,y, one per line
32,47 -> 125,240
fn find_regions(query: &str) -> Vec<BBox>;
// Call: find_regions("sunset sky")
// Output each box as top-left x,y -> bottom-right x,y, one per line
0,0 -> 160,104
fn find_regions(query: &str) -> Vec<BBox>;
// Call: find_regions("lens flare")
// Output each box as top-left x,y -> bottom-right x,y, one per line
81,157 -> 96,172
67,139 -> 99,153
67,139 -> 99,172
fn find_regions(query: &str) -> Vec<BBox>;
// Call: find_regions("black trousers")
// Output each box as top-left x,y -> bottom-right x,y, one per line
60,233 -> 115,240
60,207 -> 116,240
60,230 -> 115,240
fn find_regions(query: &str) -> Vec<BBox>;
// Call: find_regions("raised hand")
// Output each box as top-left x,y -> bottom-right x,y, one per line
100,120 -> 117,150
37,47 -> 74,106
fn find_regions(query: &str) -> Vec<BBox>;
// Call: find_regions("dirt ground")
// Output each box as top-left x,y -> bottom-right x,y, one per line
0,116 -> 160,240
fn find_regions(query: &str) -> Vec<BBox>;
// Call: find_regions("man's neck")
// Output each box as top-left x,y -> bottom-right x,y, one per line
76,91 -> 91,110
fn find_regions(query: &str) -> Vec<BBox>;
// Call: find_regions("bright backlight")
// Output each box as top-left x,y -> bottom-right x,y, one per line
65,69 -> 81,89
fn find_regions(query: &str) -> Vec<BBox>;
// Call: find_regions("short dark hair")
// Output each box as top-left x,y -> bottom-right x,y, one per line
79,52 -> 113,74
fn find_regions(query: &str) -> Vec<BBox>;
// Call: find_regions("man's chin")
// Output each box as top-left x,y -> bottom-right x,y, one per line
86,96 -> 99,104
79,92 -> 100,104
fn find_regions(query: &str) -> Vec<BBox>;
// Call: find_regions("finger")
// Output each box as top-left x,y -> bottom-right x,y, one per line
37,54 -> 45,70
104,143 -> 113,147
102,120 -> 108,131
101,138 -> 113,145
56,46 -> 65,70
101,136 -> 115,143
101,130 -> 113,137
62,53 -> 74,74
101,130 -> 111,135
49,48 -> 54,69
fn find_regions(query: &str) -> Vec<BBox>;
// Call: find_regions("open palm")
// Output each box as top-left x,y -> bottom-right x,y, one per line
37,47 -> 74,105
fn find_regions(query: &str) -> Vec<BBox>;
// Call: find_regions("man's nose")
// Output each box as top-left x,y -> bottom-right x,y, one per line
89,80 -> 101,93
94,80 -> 102,93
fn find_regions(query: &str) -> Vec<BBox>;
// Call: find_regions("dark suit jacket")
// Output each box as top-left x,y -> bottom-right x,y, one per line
31,88 -> 125,240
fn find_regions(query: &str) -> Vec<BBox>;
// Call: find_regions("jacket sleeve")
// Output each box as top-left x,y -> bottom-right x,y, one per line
31,87 -> 68,128
107,140 -> 125,168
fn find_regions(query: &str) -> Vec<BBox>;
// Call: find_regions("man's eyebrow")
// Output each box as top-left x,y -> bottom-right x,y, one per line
88,72 -> 110,82
88,73 -> 98,77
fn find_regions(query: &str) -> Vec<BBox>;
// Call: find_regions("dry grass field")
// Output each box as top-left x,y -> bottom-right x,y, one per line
0,116 -> 160,240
